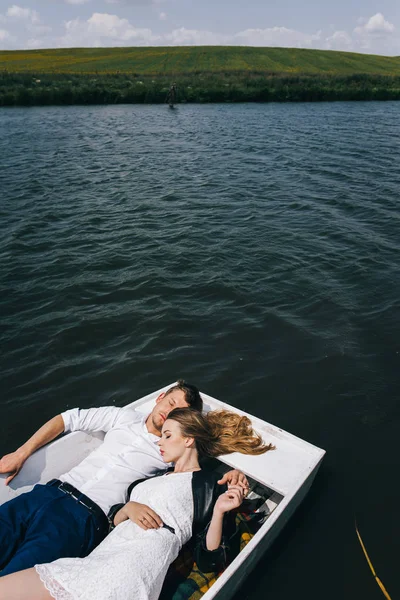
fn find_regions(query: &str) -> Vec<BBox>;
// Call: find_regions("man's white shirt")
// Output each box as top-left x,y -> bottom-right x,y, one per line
59,406 -> 168,515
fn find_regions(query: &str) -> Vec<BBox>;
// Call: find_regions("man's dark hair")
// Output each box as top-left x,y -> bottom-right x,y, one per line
165,379 -> 203,412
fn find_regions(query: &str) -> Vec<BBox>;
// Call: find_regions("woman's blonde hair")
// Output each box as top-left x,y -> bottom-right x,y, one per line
167,408 -> 275,457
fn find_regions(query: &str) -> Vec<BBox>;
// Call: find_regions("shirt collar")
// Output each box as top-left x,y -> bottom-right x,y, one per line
141,412 -> 161,443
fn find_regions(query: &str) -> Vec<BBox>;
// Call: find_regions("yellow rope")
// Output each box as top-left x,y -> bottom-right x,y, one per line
355,522 -> 392,600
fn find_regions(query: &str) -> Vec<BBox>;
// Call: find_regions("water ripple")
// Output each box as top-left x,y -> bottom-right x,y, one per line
1,102 -> 400,599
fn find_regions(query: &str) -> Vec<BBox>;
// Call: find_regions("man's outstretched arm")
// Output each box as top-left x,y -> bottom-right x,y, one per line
0,415 -> 64,485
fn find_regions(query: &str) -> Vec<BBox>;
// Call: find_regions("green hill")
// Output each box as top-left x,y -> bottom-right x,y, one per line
1,46 -> 400,106
1,46 -> 400,75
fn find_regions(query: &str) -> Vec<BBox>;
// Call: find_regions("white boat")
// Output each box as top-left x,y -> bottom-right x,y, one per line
0,384 -> 325,599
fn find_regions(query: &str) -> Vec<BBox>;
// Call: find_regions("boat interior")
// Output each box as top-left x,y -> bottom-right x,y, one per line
204,456 -> 284,520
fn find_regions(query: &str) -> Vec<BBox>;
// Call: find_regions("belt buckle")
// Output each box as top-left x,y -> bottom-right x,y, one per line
58,483 -> 99,522
58,481 -> 67,494
59,482 -> 80,503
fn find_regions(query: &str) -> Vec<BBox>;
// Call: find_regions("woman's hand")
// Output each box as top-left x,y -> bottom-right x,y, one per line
115,501 -> 163,530
217,470 -> 249,497
213,484 -> 245,516
205,485 -> 244,551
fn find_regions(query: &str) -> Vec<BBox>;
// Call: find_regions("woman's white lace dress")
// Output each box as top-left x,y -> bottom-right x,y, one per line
35,472 -> 194,600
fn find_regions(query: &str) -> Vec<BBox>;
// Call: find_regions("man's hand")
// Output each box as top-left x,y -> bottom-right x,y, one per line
217,469 -> 249,495
0,450 -> 27,485
120,501 -> 164,530
0,415 -> 64,486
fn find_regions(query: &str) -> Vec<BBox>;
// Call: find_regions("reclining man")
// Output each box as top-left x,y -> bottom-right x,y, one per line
0,380 -> 247,576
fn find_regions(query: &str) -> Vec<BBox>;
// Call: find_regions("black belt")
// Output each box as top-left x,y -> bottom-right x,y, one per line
47,479 -> 107,529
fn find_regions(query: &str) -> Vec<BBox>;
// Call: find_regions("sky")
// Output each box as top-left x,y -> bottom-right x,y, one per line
0,0 -> 399,55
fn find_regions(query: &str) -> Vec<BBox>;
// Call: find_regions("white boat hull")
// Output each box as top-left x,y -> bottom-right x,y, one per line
0,384 -> 325,600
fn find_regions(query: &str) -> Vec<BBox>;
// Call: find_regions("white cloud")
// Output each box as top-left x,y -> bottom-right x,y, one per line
60,12 -> 157,47
0,28 -> 17,48
235,26 -> 321,48
325,30 -> 352,50
0,28 -> 12,40
324,13 -> 397,54
0,7 -> 398,55
165,27 -> 228,45
6,5 -> 29,18
25,37 -> 44,48
65,0 -> 92,4
3,5 -> 52,40
351,13 -> 397,53
6,5 -> 40,23
354,13 -> 395,35
87,13 -> 152,40
27,23 -> 52,35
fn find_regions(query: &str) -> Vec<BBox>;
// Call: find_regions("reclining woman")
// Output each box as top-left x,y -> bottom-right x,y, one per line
0,408 -> 274,600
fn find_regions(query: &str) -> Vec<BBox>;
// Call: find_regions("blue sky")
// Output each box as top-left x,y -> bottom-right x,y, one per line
0,0 -> 399,55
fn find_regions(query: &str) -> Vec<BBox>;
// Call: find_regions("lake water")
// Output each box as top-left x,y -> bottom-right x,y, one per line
0,102 -> 399,599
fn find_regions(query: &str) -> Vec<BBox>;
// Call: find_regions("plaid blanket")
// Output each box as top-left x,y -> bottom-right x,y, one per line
160,511 -> 263,600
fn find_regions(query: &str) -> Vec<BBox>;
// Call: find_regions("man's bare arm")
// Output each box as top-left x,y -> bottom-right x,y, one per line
0,415 -> 65,485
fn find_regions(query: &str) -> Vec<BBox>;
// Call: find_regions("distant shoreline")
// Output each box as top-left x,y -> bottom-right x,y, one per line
1,72 -> 400,107
2,46 -> 400,107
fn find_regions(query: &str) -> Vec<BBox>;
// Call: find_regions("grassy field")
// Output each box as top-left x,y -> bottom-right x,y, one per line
1,46 -> 400,106
1,46 -> 400,76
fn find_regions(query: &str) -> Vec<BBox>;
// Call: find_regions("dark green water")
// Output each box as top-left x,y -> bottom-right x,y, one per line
0,102 -> 399,599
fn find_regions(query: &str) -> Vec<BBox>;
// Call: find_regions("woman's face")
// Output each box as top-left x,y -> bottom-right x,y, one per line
158,419 -> 190,463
